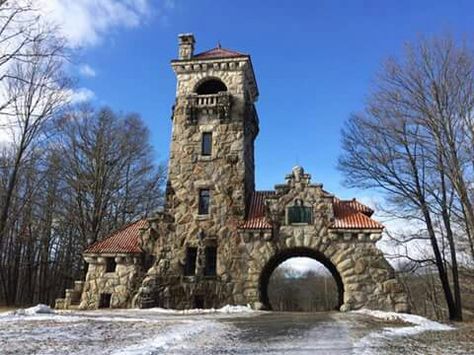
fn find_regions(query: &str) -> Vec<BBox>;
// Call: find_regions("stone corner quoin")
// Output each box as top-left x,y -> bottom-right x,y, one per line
55,33 -> 409,314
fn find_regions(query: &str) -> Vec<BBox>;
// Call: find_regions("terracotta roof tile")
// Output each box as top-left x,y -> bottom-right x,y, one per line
339,199 -> 374,216
332,199 -> 383,230
239,191 -> 274,229
193,47 -> 247,59
239,191 -> 382,231
84,219 -> 148,254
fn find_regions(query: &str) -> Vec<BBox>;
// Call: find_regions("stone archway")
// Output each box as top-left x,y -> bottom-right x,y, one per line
233,167 -> 410,313
241,226 -> 409,313
259,247 -> 344,310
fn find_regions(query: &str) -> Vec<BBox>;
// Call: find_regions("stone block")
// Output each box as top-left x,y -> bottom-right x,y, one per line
337,258 -> 354,272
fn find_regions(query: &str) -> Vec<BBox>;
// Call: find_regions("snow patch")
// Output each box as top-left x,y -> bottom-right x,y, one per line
145,304 -> 256,315
354,309 -> 453,333
2,304 -> 55,317
353,309 -> 453,354
112,320 -> 229,354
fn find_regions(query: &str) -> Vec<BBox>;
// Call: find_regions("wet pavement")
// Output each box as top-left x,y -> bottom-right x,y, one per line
0,308 -> 469,354
219,312 -> 357,354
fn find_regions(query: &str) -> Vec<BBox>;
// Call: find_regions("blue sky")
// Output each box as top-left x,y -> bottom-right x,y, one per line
55,0 -> 474,199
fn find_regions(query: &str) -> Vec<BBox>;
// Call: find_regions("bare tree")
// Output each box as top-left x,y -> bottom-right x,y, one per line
268,266 -> 338,312
0,7 -> 70,304
57,106 -> 165,248
338,36 -> 474,321
0,1 -> 166,307
0,34 -> 69,245
0,1 -> 63,112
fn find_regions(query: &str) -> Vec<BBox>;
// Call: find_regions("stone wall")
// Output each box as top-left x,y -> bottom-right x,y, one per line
133,35 -> 408,313
80,254 -> 143,309
136,167 -> 408,313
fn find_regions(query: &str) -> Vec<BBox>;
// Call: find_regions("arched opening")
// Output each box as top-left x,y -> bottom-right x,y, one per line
195,78 -> 227,95
259,248 -> 344,311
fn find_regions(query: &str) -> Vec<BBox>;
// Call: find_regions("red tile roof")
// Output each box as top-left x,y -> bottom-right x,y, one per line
332,199 -> 383,230
193,46 -> 247,59
239,191 -> 382,230
84,219 -> 148,254
339,199 -> 374,216
239,191 -> 274,229
83,197 -> 380,253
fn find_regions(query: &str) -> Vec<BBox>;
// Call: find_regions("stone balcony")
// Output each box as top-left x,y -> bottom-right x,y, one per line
184,92 -> 232,123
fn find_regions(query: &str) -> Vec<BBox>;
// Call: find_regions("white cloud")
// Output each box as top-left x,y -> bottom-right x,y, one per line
39,0 -> 155,48
69,87 -> 96,104
78,64 -> 96,77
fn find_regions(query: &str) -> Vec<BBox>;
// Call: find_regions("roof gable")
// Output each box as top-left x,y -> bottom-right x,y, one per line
193,46 -> 247,59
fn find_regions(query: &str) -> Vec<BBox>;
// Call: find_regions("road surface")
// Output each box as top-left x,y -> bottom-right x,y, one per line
0,306 -> 468,354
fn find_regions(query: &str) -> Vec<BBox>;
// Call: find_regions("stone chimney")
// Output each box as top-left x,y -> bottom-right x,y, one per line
178,33 -> 195,60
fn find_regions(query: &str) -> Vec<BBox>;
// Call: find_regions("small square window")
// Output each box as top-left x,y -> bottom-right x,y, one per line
198,189 -> 210,215
105,257 -> 117,273
201,132 -> 212,156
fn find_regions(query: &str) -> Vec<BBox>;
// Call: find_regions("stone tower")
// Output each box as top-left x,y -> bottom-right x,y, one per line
134,34 -> 261,309
167,33 -> 259,230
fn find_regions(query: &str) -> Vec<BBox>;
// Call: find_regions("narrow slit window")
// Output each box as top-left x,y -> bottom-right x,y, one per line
184,247 -> 197,276
105,257 -> 117,273
204,246 -> 217,276
198,189 -> 210,215
201,132 -> 212,156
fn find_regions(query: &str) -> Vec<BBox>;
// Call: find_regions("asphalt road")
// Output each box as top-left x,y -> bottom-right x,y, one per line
1,308 -> 467,355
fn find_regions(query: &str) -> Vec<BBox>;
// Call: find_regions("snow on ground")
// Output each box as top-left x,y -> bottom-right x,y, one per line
1,304 -> 55,317
112,319 -> 233,355
140,304 -> 255,315
352,309 -> 453,354
353,309 -> 453,334
0,304 -> 256,355
0,305 -> 461,354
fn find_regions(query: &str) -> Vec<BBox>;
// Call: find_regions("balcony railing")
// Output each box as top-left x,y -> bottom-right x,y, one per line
187,92 -> 230,107
184,92 -> 232,122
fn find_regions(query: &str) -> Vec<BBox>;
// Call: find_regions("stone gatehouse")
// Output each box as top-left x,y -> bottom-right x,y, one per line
56,34 -> 408,313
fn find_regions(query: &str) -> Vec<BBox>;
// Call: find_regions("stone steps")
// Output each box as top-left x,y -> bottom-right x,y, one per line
55,280 -> 85,309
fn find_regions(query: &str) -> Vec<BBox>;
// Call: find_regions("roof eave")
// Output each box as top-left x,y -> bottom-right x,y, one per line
170,54 -> 250,64
83,251 -> 142,257
328,227 -> 384,232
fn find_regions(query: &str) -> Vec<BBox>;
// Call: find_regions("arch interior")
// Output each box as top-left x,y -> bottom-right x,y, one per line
259,247 -> 344,311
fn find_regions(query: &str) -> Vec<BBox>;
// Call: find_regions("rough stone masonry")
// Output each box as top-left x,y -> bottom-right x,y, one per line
57,34 -> 408,313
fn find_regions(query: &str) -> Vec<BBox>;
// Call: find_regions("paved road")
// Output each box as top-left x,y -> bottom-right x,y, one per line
212,312 -> 359,355
1,308 -> 466,354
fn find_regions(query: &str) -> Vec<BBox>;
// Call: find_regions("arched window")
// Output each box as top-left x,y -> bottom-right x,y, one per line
195,79 -> 227,95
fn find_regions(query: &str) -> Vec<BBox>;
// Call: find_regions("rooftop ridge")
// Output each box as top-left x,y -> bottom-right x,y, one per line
193,46 -> 248,59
